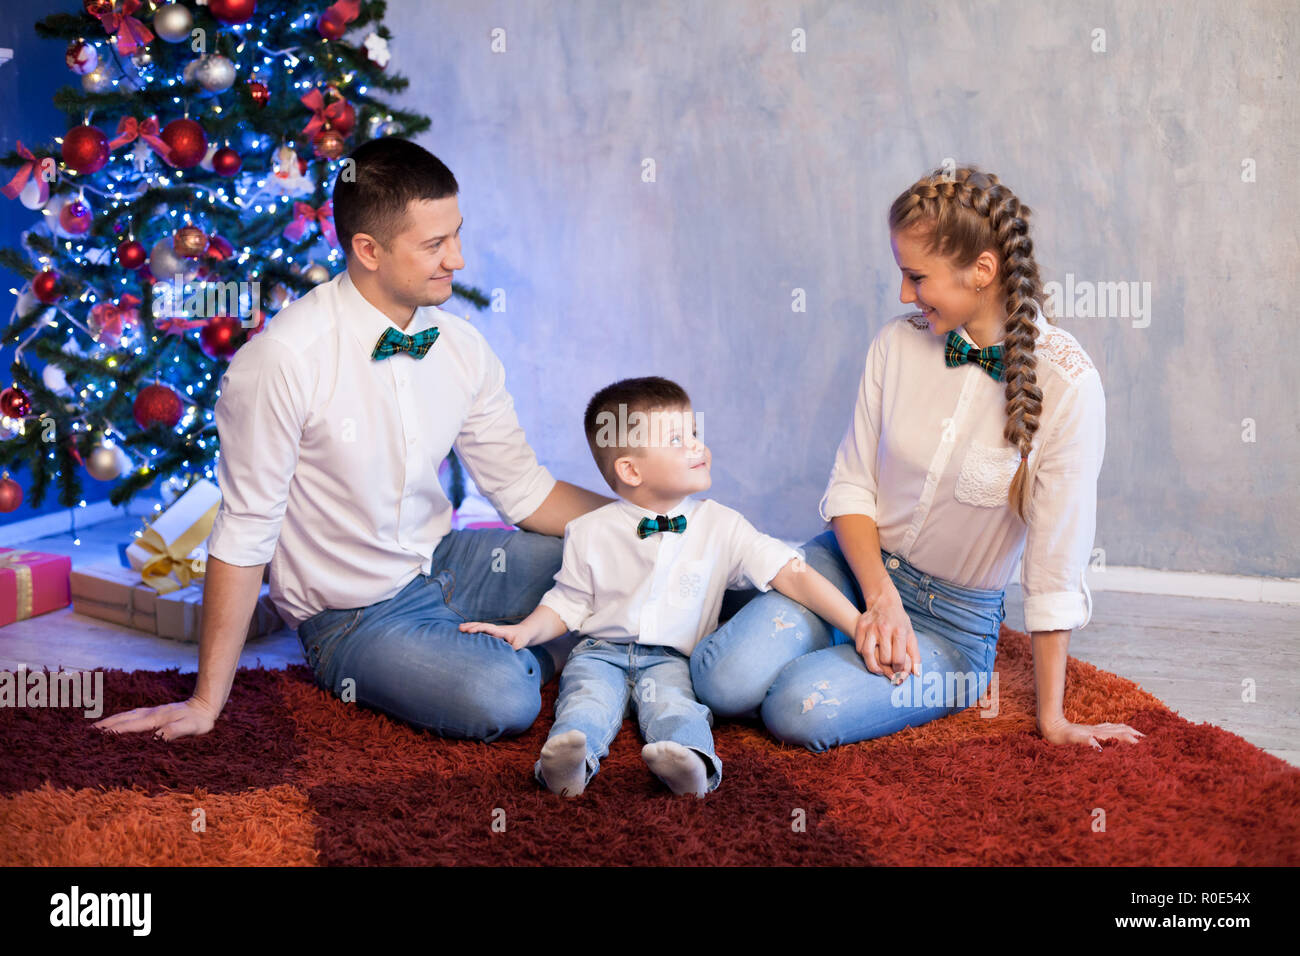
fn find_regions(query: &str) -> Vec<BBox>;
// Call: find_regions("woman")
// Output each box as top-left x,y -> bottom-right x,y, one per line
692,166 -> 1146,752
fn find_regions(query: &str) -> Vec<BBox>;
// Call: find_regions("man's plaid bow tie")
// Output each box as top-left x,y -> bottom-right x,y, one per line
372,326 -> 440,360
944,329 -> 1005,382
636,514 -> 687,538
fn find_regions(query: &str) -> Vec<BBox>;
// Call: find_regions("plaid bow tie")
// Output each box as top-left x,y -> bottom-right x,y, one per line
636,514 -> 687,538
372,326 -> 440,360
944,329 -> 1005,382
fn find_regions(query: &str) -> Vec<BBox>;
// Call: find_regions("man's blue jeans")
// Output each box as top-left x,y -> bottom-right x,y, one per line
691,530 -> 1005,753
539,639 -> 723,792
296,527 -> 574,741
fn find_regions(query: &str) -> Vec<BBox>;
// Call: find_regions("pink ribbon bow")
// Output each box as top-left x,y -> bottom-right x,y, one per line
300,89 -> 353,141
109,116 -> 174,164
89,294 -> 141,346
1,142 -> 52,204
156,316 -> 206,336
283,201 -> 338,247
96,0 -> 154,56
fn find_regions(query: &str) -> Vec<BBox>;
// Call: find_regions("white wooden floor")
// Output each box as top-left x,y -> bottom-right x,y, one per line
2,508 -> 1297,767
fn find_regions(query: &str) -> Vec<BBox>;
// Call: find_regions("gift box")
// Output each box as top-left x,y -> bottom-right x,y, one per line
0,547 -> 72,627
69,561 -> 164,633
155,580 -> 283,643
125,479 -> 221,594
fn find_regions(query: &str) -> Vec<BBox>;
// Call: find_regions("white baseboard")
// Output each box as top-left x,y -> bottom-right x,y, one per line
0,497 -> 163,548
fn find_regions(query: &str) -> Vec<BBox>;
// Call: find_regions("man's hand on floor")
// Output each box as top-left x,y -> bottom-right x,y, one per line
92,696 -> 220,742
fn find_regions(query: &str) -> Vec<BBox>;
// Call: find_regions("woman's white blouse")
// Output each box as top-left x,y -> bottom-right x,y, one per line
818,306 -> 1105,632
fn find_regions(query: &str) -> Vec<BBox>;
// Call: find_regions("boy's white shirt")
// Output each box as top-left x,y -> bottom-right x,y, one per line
538,494 -> 800,655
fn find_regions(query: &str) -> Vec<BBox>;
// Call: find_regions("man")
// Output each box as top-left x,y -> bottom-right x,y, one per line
94,138 -> 611,742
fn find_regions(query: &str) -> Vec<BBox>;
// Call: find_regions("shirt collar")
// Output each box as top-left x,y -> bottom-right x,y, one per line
337,268 -> 441,360
956,299 -> 1048,350
615,493 -> 697,523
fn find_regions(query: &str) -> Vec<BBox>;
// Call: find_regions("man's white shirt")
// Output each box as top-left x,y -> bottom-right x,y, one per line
206,269 -> 556,627
538,495 -> 800,655
818,305 -> 1105,633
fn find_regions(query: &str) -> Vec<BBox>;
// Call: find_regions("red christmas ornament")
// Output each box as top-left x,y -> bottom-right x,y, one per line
174,224 -> 208,258
83,0 -> 112,17
0,386 -> 32,419
0,475 -> 23,513
59,199 -> 93,235
61,124 -> 111,175
209,0 -> 256,25
247,80 -> 269,107
331,98 -> 356,136
133,383 -> 184,430
199,314 -> 243,359
32,270 -> 61,304
160,118 -> 207,168
117,239 -> 147,270
212,146 -> 242,177
205,234 -> 234,262
313,126 -> 346,160
65,39 -> 98,75
317,9 -> 346,40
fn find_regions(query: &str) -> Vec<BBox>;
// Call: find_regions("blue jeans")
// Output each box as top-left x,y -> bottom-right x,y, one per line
296,527 -> 575,742
539,639 -> 723,792
691,530 -> 1005,753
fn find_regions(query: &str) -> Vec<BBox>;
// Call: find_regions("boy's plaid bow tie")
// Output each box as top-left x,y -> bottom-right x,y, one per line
372,326 -> 440,360
944,329 -> 1005,382
636,514 -> 687,538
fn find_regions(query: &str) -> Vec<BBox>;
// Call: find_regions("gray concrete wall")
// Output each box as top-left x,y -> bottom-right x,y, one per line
390,0 -> 1299,576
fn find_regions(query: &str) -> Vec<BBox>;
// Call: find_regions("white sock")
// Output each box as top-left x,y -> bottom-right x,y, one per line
539,729 -> 589,797
641,741 -> 710,797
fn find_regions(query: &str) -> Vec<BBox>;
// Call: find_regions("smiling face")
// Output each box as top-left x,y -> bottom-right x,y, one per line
613,404 -> 712,503
891,227 -> 998,341
349,195 -> 465,322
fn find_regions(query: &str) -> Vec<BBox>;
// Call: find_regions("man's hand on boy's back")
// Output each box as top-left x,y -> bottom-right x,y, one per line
459,604 -> 570,651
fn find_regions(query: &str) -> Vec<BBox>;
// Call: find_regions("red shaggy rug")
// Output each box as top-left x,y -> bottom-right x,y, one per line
2,627 -> 1297,866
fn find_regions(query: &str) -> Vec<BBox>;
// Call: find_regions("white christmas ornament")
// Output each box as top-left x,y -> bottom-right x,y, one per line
364,33 -> 391,68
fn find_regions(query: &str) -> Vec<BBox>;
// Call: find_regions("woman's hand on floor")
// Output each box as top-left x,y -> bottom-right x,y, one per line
1038,716 -> 1147,750
91,697 -> 220,742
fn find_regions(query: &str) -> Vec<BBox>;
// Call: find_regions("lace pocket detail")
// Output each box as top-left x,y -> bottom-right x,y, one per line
954,440 -> 1020,508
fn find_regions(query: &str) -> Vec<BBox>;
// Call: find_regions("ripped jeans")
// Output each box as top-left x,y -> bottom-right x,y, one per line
690,530 -> 1005,753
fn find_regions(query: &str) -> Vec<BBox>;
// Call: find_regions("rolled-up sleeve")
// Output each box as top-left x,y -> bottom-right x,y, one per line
725,510 -> 801,592
207,336 -> 307,567
537,523 -> 593,631
453,331 -> 556,526
818,323 -> 888,523
1021,368 -> 1106,632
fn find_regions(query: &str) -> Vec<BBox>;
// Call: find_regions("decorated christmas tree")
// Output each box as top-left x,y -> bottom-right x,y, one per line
0,0 -> 483,518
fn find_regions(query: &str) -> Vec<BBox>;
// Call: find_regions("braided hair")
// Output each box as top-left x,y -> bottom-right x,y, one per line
887,165 -> 1052,522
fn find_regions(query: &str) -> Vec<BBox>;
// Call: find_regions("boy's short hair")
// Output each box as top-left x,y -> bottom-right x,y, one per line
583,376 -> 692,491
332,137 -> 459,258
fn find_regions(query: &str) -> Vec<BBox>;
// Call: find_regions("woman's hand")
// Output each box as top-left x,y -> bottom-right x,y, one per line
852,581 -> 921,681
1038,715 -> 1147,750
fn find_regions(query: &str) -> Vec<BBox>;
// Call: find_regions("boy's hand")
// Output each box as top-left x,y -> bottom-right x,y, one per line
459,620 -> 535,651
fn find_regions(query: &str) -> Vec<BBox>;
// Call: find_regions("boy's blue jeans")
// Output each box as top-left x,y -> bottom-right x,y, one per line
539,638 -> 723,793
296,527 -> 576,741
691,530 -> 1005,753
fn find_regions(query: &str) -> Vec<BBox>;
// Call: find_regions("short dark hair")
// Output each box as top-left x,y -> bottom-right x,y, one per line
583,376 -> 692,491
332,137 -> 459,257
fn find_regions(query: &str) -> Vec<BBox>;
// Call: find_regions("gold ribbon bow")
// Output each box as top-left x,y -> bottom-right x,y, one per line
0,548 -> 35,621
136,500 -> 219,594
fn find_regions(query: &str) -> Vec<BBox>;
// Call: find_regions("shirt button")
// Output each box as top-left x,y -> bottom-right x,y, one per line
887,558 -> 900,570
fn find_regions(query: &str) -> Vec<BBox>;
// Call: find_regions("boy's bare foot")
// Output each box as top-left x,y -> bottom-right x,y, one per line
642,741 -> 709,797
539,729 -> 589,797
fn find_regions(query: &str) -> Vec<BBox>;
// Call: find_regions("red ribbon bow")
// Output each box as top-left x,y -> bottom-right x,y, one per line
89,294 -> 141,347
283,200 -> 338,247
109,116 -> 174,164
96,0 -> 154,56
1,142 -> 52,204
300,88 -> 353,140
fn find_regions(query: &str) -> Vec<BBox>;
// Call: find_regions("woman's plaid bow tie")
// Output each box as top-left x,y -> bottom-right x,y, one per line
372,326 -> 440,360
944,329 -> 1005,382
636,514 -> 687,538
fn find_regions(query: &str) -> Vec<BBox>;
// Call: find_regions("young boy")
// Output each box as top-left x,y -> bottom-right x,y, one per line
460,376 -> 872,797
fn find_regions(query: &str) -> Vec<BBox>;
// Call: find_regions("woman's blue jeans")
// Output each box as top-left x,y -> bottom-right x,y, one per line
690,530 -> 1006,753
296,527 -> 572,742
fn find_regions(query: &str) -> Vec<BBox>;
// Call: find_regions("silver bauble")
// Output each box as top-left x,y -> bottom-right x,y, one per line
149,237 -> 199,283
154,3 -> 195,43
195,54 -> 236,93
81,67 -> 113,94
131,48 -> 154,69
86,442 -> 123,482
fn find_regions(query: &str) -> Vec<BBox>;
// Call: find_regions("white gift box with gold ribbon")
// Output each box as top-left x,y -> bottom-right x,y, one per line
125,479 -> 221,594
